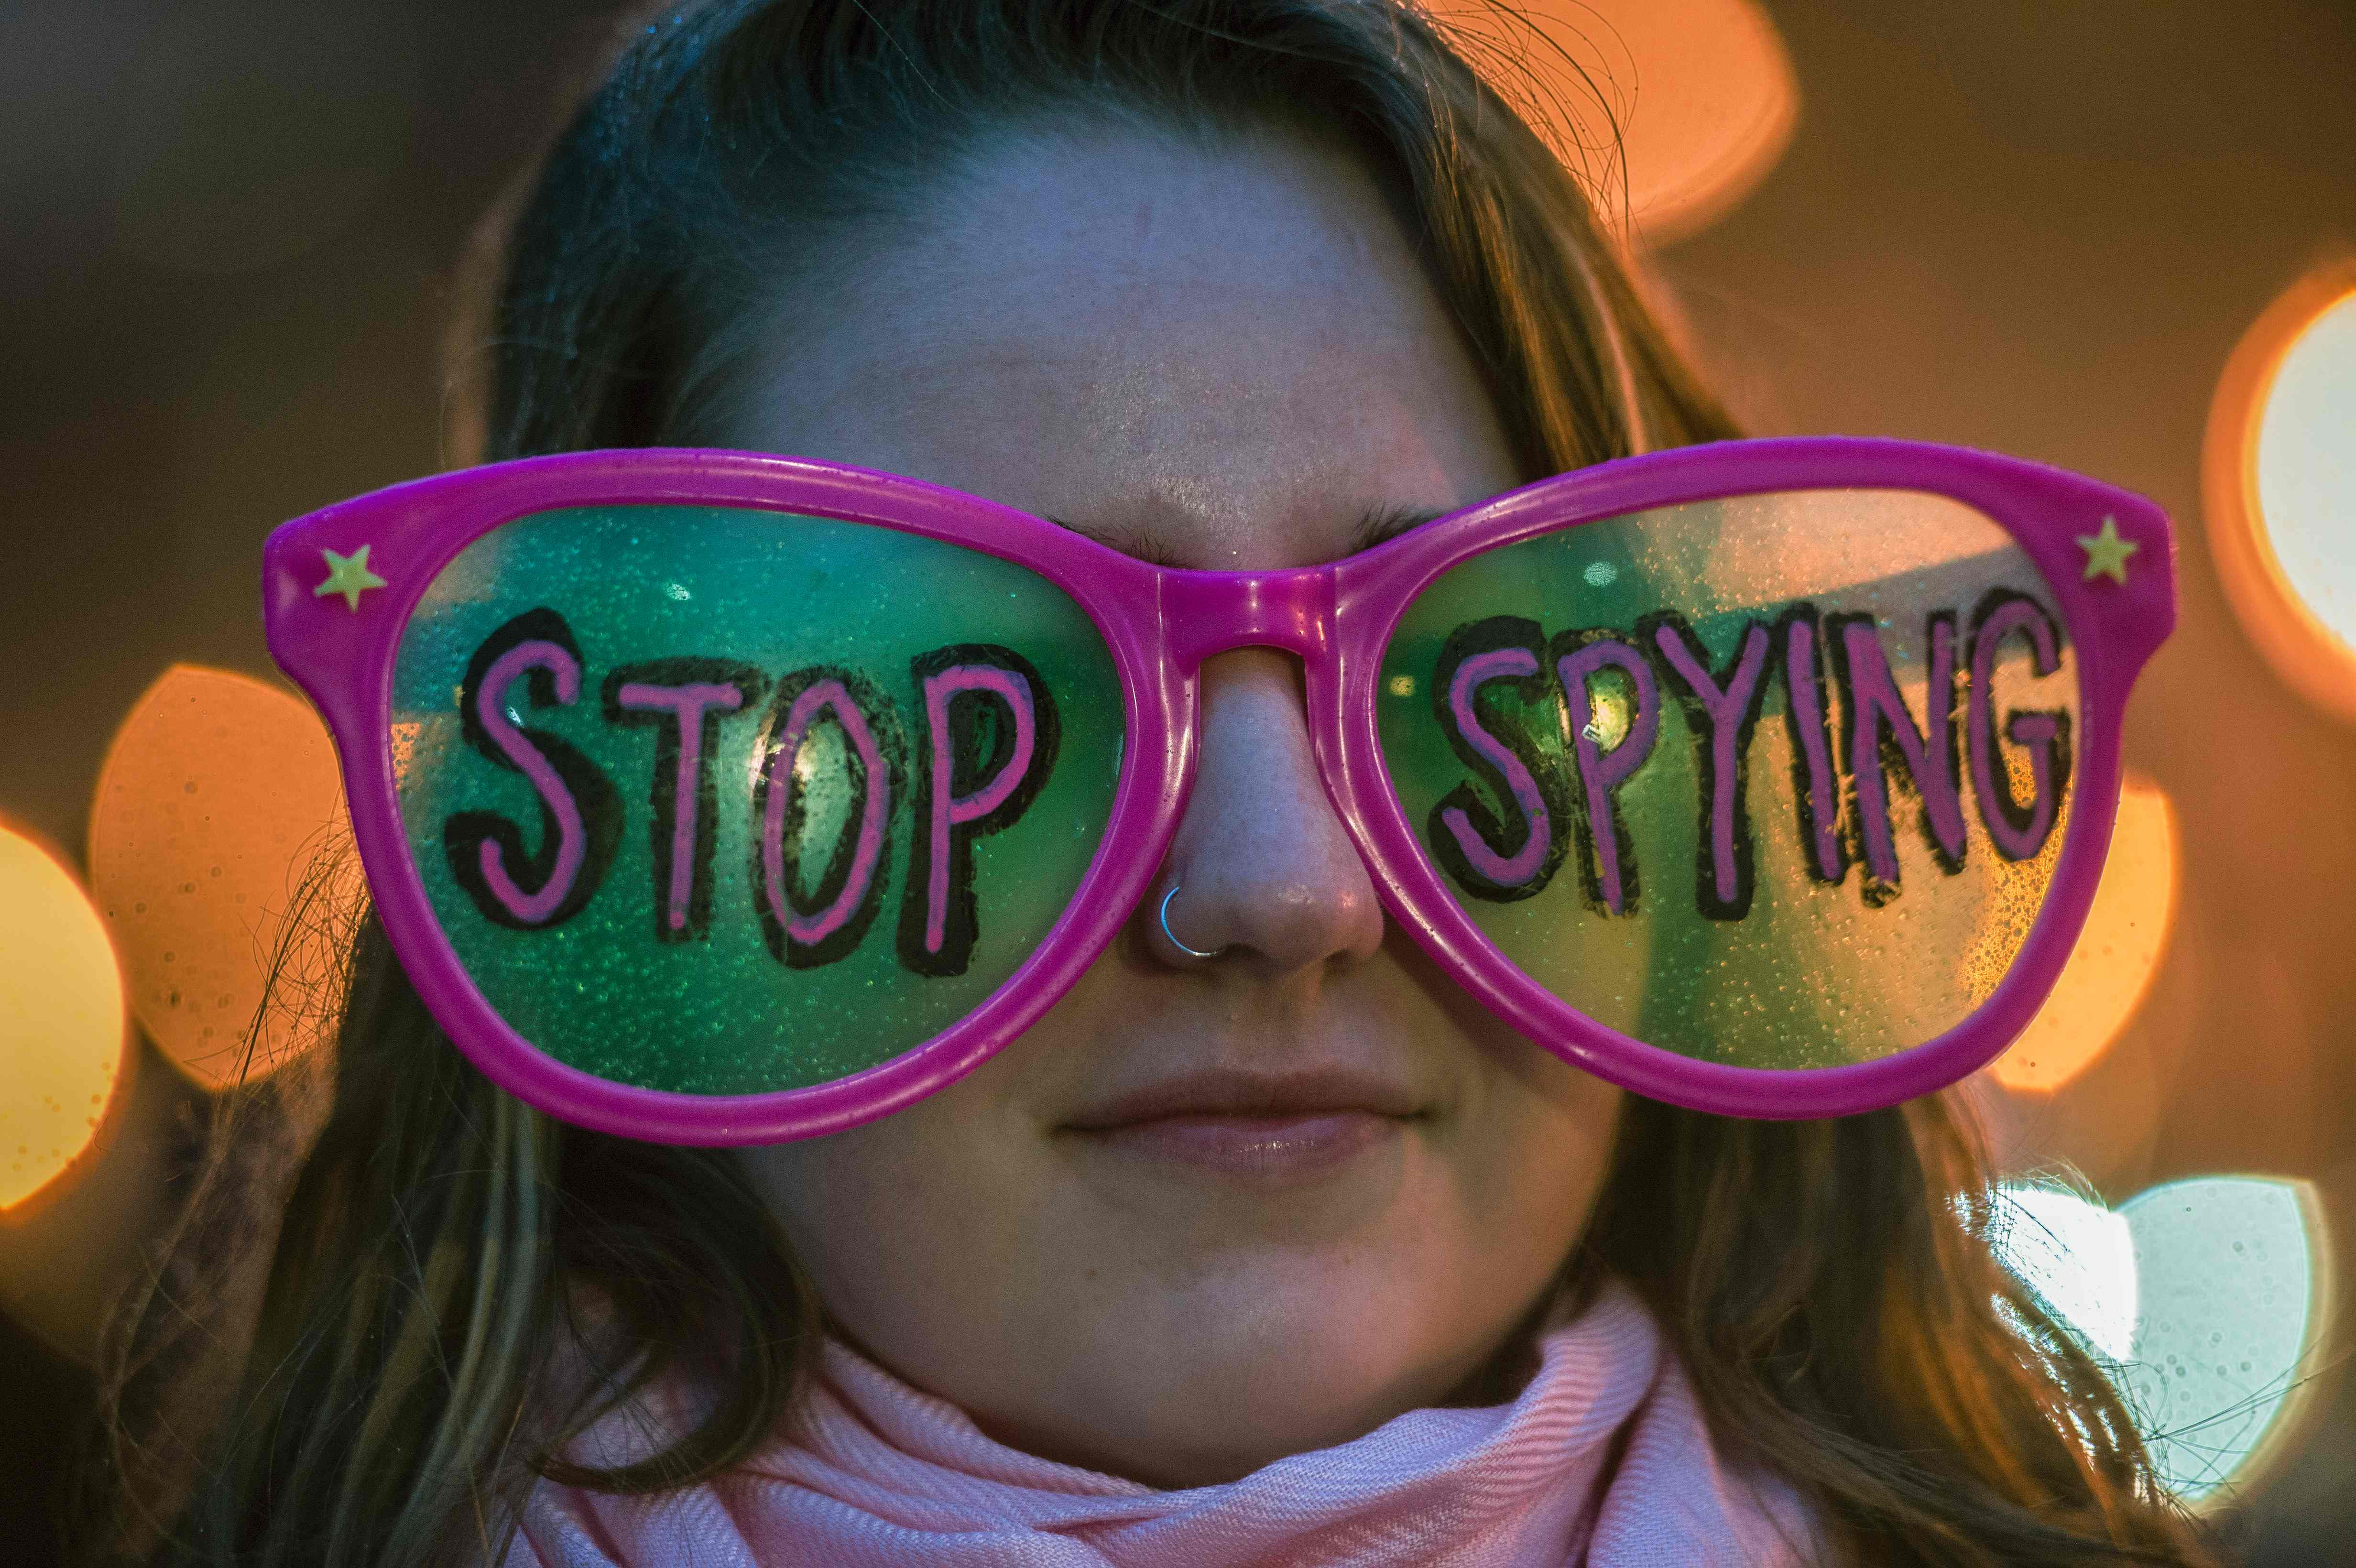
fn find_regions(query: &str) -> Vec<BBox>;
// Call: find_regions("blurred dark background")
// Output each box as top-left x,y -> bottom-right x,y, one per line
3,1 -> 2352,1563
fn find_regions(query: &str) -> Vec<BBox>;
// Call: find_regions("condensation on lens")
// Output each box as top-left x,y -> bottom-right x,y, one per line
389,506 -> 1123,1095
1376,489 -> 2080,1070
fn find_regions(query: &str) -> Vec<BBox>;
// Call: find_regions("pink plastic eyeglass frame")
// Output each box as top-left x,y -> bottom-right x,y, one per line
263,437 -> 2175,1144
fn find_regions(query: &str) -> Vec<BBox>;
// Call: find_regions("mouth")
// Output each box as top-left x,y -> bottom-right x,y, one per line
1060,1066 -> 1426,1181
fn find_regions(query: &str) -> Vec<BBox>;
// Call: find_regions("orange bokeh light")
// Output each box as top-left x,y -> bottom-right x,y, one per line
0,822 -> 130,1211
1427,0 -> 1800,245
87,665 -> 363,1091
2204,259 -> 2356,724
1989,773 -> 2179,1094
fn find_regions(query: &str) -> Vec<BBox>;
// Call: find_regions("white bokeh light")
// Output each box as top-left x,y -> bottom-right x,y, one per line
1985,1176 -> 2330,1508
2255,288 -> 2356,652
1988,1182 -> 2138,1362
2115,1176 -> 2328,1506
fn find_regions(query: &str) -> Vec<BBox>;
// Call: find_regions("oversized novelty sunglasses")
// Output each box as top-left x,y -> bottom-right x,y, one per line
264,439 -> 2172,1144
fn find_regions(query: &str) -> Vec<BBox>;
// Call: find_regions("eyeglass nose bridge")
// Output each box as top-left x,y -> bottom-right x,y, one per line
1158,567 -> 1335,671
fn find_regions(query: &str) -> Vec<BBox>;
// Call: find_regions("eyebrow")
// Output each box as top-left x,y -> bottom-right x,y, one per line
1044,502 -> 1452,568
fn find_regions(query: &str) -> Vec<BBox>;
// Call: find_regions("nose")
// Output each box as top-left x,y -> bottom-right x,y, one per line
1146,648 -> 1386,975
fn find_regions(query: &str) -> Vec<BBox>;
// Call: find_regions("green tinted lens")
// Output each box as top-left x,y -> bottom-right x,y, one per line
1379,490 -> 2078,1070
392,506 -> 1123,1095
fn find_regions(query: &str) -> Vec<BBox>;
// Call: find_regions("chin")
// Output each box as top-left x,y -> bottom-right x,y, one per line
1047,1283 -> 1484,1486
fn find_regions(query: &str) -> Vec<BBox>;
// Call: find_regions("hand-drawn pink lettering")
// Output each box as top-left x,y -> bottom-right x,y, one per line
1647,613 -> 1773,921
1427,616 -> 1569,901
898,645 -> 1061,978
754,668 -> 906,969
604,659 -> 765,942
1776,606 -> 1850,887
1830,612 -> 1967,905
443,608 -> 620,929
1966,590 -> 2072,861
1551,631 -> 1660,917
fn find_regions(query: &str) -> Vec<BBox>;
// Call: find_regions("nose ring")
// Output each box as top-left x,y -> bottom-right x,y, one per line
1157,884 -> 1229,961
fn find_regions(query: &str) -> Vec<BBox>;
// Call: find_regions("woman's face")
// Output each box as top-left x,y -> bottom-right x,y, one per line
729,119 -> 1623,1488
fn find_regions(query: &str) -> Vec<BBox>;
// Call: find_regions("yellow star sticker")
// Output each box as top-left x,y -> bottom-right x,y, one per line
314,545 -> 387,611
2076,516 -> 2138,585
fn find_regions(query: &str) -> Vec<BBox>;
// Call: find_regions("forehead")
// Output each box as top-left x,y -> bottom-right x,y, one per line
724,116 -> 1519,568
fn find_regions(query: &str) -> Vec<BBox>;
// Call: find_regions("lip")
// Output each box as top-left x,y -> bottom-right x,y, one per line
1059,1066 -> 1425,1182
1075,1111 -> 1400,1178
1061,1066 -> 1427,1130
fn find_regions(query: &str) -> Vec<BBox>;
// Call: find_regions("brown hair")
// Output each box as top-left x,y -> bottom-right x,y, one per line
81,4 -> 2222,1565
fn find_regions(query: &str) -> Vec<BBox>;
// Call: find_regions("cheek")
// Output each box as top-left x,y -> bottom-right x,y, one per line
1439,1052 -> 1625,1279
1389,939 -> 1625,1263
737,1090 -> 1050,1352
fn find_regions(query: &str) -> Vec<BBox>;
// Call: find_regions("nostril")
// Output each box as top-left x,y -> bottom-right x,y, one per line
1159,869 -> 1384,976
1157,884 -> 1231,962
